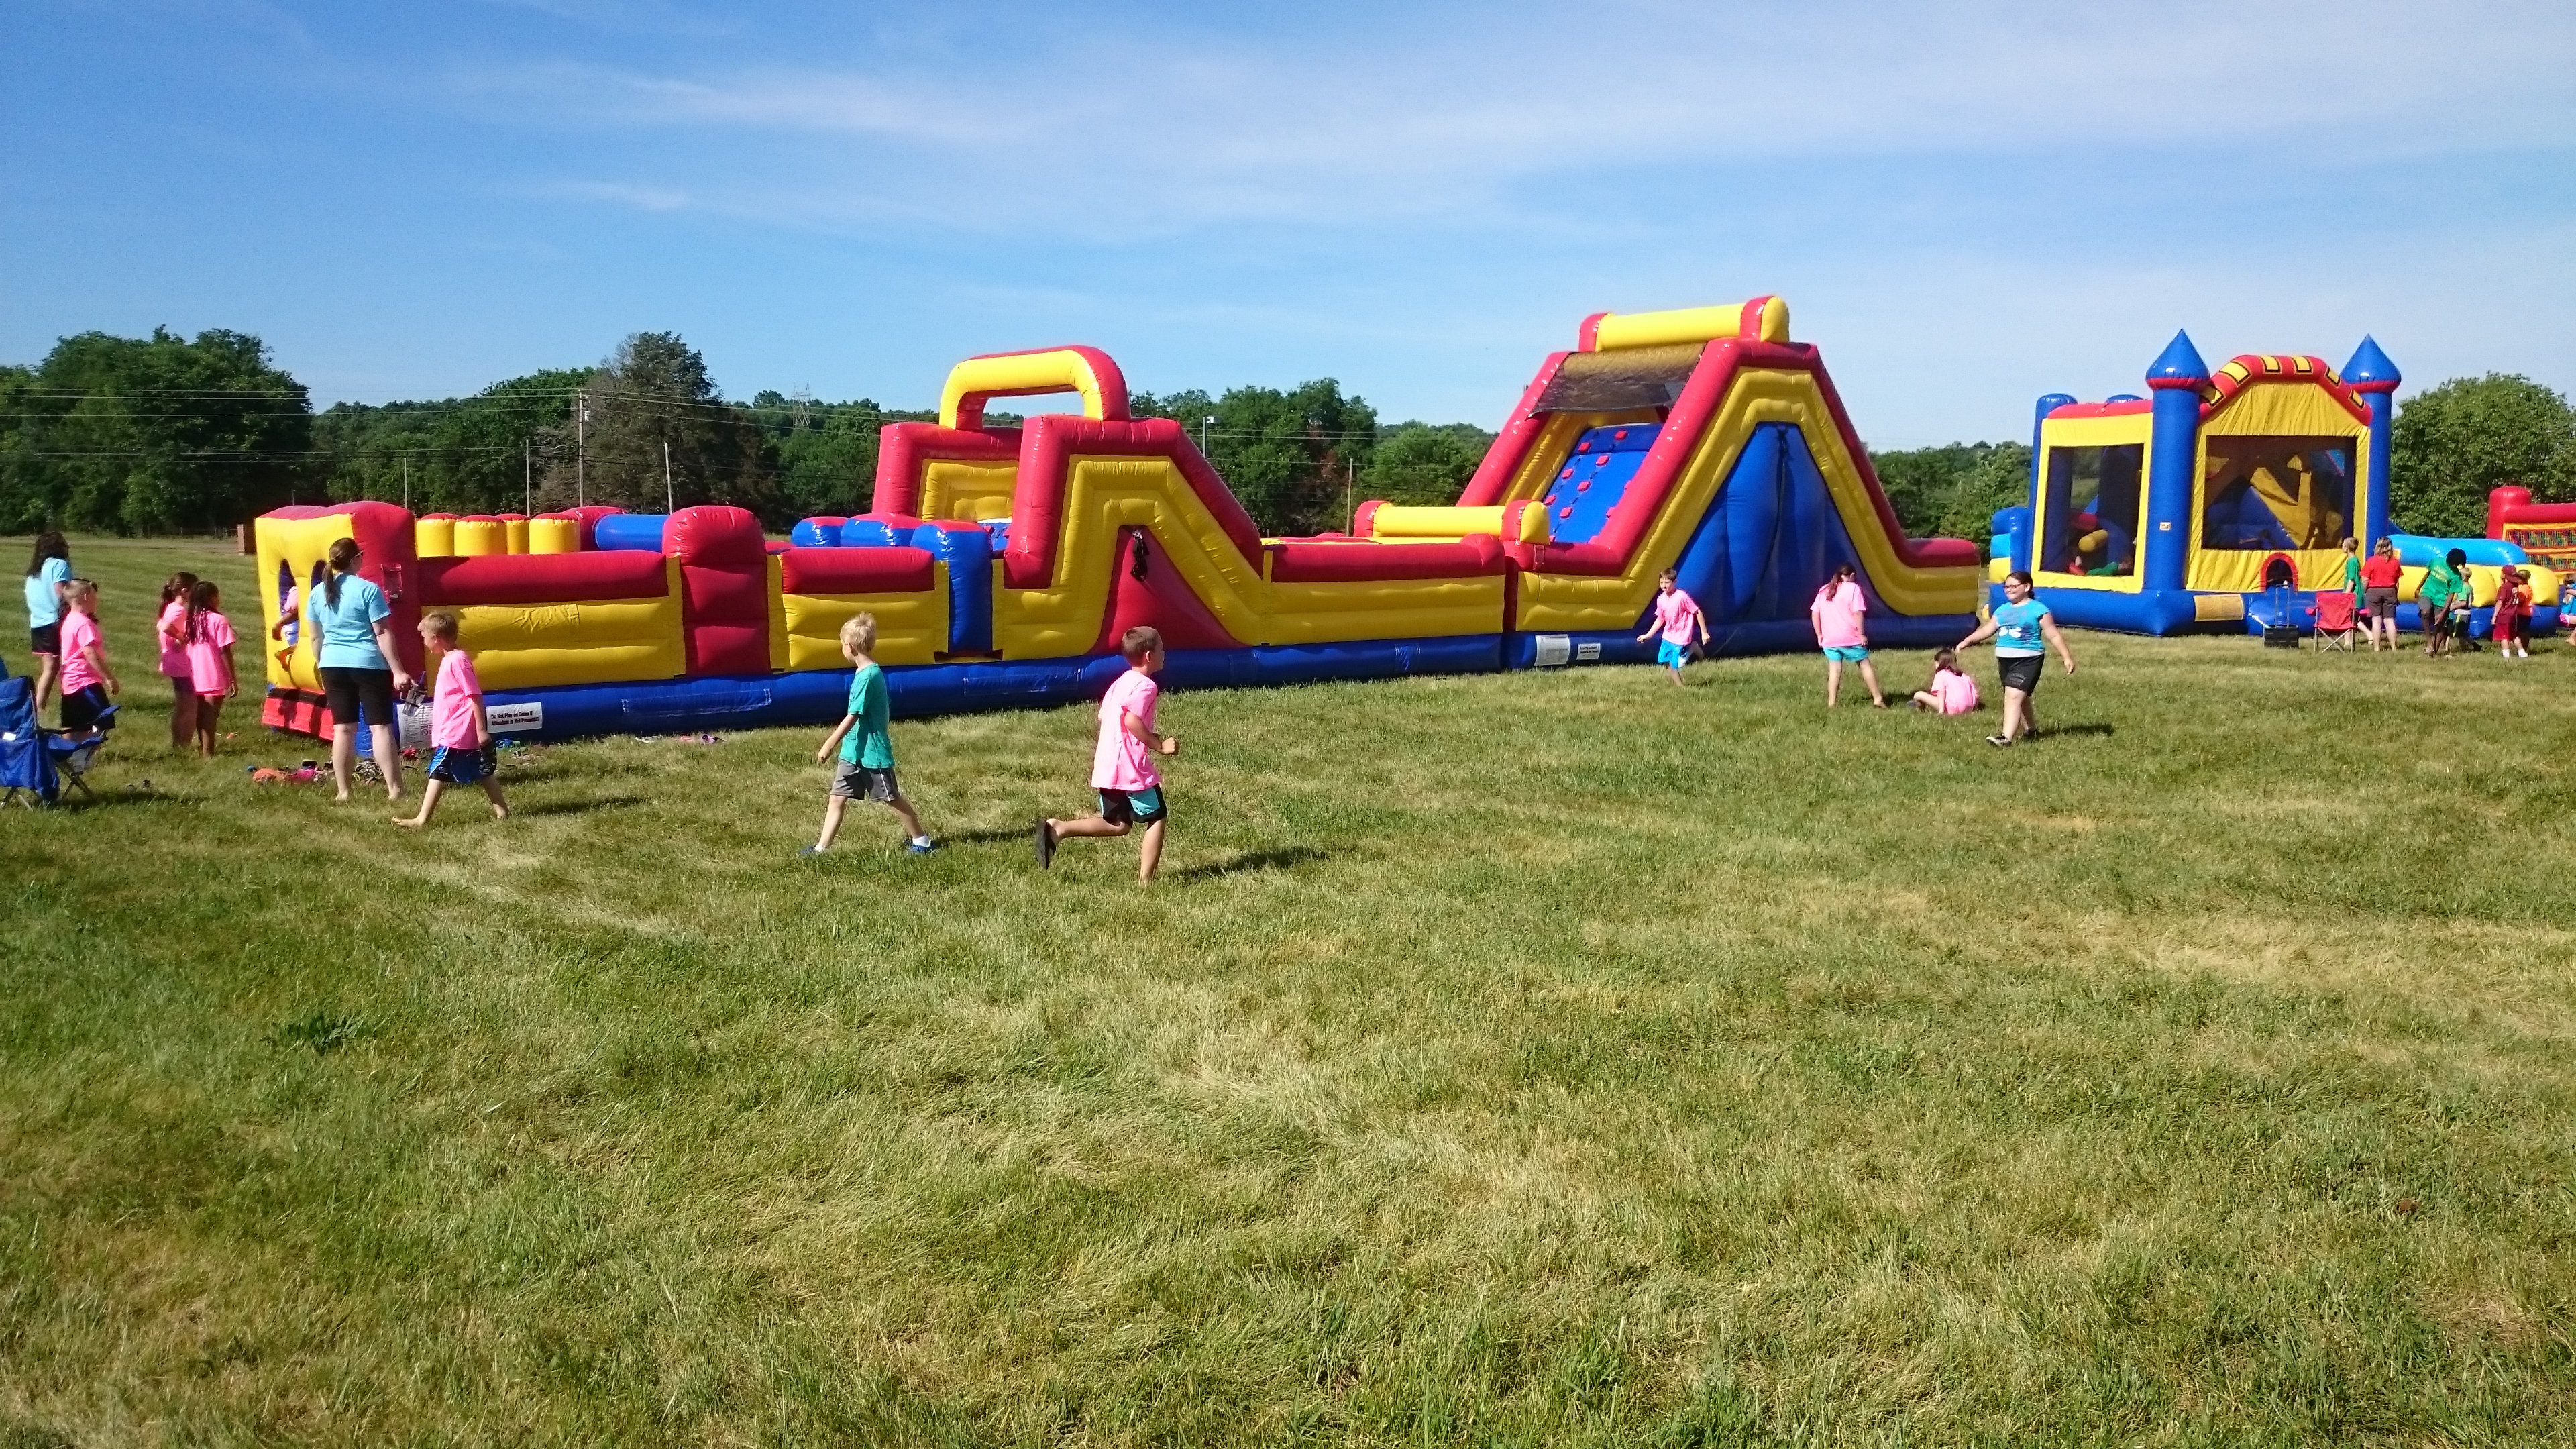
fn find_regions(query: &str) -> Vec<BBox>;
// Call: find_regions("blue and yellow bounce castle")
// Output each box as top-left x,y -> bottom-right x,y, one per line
1994,332 -> 2561,635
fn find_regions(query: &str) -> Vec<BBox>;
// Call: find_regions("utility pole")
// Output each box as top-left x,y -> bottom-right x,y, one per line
524,439 -> 533,515
1346,458 -> 1356,534
576,391 -> 589,508
1201,415 -> 1216,457
401,455 -> 409,513
663,439 -> 674,515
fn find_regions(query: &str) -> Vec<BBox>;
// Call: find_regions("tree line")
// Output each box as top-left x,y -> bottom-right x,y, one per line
5,326 -> 2569,546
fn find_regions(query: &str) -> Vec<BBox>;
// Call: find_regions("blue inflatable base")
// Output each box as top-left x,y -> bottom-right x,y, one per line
483,634 -> 1507,741
2017,584 -> 2561,639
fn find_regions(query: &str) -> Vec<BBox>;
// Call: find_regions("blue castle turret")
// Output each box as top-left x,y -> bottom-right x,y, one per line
2140,331 -> 2209,594
2345,336 -> 2401,545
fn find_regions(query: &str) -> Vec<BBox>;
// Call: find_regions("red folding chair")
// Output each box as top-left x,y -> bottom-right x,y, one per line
2308,590 -> 2359,653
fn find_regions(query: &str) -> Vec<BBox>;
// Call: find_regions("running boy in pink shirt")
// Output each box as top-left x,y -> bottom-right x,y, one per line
1633,567 -> 1708,686
1036,626 -> 1177,884
1809,562 -> 1886,708
393,610 -> 508,828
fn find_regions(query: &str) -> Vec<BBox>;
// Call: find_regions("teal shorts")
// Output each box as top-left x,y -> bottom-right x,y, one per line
1656,638 -> 1695,667
1822,645 -> 1870,663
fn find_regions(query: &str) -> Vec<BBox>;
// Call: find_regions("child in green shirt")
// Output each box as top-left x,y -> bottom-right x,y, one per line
805,612 -> 934,855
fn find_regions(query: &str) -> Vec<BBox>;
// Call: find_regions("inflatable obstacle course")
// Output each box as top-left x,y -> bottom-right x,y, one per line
256,297 -> 1984,741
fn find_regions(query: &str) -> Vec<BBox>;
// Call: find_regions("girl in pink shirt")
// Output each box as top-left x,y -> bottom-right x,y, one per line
1809,564 -> 1886,708
183,580 -> 238,758
54,579 -> 119,739
1909,647 -> 1982,716
156,571 -> 199,749
1632,568 -> 1709,686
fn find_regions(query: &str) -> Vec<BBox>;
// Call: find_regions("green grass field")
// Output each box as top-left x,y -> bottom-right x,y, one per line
5,535 -> 2575,1446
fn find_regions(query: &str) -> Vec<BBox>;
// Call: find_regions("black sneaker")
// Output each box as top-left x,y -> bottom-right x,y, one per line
1034,818 -> 1055,870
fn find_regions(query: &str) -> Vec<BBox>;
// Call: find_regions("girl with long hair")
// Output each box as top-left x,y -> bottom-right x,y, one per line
22,532 -> 72,720
305,537 -> 413,801
157,571 -> 201,749
184,580 -> 238,758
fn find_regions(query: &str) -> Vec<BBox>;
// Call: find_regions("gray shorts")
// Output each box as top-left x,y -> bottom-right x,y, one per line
2363,586 -> 2398,618
831,761 -> 900,802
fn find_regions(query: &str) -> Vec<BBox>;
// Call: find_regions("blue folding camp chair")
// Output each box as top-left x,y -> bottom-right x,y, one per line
0,672 -> 56,805
0,669 -> 115,806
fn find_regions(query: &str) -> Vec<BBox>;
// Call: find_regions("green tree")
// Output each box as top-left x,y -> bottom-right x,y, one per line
313,368 -> 587,515
745,393 -> 934,521
0,327 -> 311,533
2390,374 -> 2576,537
1364,423 -> 1492,510
1134,380 -> 1377,536
549,333 -> 773,519
1864,440 -> 2029,551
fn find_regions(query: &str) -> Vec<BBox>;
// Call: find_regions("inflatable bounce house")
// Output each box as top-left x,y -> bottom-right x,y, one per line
256,297 -> 1982,741
1994,333 -> 2561,635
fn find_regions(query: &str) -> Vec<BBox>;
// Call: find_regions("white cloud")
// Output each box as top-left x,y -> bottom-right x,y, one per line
451,0 -> 2576,233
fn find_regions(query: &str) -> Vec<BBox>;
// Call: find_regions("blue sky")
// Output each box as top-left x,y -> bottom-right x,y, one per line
4,1 -> 2570,446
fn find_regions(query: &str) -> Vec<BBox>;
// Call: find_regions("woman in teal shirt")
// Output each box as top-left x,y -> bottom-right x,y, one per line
306,537 -> 414,802
1955,570 -> 2078,747
23,532 -> 72,719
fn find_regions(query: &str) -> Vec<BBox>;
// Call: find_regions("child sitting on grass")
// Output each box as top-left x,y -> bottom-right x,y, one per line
1909,647 -> 1981,714
392,610 -> 507,828
805,612 -> 934,856
182,580 -> 237,758
1036,625 -> 1177,885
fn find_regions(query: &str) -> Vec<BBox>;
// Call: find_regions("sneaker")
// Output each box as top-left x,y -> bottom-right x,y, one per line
1985,735 -> 2012,748
1034,818 -> 1056,870
798,845 -> 825,859
906,837 -> 938,855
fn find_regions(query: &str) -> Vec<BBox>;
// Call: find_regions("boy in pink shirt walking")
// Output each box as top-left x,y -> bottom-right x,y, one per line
1809,563 -> 1886,708
1633,568 -> 1708,686
393,610 -> 508,828
1036,626 -> 1178,884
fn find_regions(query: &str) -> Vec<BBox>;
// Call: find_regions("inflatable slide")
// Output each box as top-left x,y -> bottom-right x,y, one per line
256,297 -> 1982,741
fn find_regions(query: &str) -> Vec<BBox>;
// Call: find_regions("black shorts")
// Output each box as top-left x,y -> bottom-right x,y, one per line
59,684 -> 113,731
830,761 -> 900,802
317,666 -> 395,730
1996,654 -> 2045,694
1097,785 -> 1169,827
29,622 -> 60,657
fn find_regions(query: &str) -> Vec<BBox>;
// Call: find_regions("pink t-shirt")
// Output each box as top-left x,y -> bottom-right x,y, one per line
431,649 -> 484,748
1651,588 -> 1702,644
184,611 -> 236,694
1931,667 -> 1979,716
58,611 -> 104,694
158,600 -> 191,677
1811,580 -> 1868,647
1090,667 -> 1161,791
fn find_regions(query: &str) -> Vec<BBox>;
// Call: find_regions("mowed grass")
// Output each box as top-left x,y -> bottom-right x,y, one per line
5,536 -> 2575,1446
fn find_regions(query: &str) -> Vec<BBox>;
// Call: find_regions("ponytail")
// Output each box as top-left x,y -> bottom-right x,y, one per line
186,579 -> 219,643
323,538 -> 360,610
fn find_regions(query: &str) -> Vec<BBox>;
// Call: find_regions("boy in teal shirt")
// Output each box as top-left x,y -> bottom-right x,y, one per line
805,612 -> 934,855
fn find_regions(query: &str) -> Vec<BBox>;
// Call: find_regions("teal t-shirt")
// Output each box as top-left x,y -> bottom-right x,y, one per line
307,574 -> 391,671
23,557 -> 69,627
1993,598 -> 2051,656
841,662 -> 894,768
